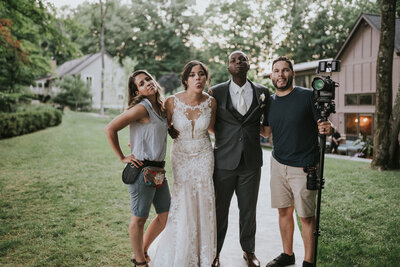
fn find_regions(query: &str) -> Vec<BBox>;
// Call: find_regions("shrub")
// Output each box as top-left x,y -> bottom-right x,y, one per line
0,92 -> 37,112
0,106 -> 62,139
53,75 -> 92,111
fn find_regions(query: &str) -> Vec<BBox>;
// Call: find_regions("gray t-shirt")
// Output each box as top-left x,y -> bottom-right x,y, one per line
129,98 -> 167,162
266,86 -> 320,167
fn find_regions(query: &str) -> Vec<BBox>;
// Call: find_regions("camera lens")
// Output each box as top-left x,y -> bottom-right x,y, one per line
312,77 -> 325,91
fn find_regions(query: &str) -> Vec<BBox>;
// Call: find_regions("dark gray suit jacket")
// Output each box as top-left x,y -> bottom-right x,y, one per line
210,79 -> 270,170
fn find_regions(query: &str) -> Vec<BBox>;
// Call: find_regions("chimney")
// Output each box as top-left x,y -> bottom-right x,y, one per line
51,59 -> 57,70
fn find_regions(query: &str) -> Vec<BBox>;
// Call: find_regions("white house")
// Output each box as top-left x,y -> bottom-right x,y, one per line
31,52 -> 127,110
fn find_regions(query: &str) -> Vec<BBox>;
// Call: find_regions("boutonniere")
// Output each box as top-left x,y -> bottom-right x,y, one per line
259,93 -> 266,108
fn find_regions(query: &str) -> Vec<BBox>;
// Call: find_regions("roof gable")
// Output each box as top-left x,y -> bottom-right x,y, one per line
56,52 -> 106,77
335,13 -> 400,60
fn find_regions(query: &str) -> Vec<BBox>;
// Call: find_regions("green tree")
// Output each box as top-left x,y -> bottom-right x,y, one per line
202,0 -> 273,84
0,18 -> 31,93
123,0 -> 202,78
0,0 -> 48,93
275,0 -> 380,63
42,10 -> 82,66
53,75 -> 92,111
65,0 -> 132,58
0,0 -> 81,93
68,0 -> 202,79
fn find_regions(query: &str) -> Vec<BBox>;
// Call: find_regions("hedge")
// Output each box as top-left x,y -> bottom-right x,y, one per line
0,107 -> 62,139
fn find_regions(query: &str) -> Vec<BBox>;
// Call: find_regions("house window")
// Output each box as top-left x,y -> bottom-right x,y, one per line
345,113 -> 373,137
345,113 -> 358,135
295,75 -> 315,88
345,95 -> 357,105
345,93 -> 375,105
359,115 -> 373,137
359,94 -> 373,105
85,76 -> 93,88
295,76 -> 306,88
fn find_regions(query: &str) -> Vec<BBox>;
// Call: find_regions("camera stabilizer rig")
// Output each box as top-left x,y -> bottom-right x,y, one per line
310,60 -> 340,267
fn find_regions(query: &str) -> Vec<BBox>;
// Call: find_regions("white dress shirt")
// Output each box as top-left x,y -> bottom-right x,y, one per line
229,80 -> 253,114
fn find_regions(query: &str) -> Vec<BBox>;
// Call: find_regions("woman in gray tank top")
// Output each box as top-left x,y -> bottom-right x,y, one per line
105,70 -> 171,267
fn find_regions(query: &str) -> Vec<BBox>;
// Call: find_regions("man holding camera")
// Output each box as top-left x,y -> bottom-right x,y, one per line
262,56 -> 331,267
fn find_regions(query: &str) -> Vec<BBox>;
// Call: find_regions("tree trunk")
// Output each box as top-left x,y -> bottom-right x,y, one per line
372,0 -> 396,169
99,0 -> 106,116
388,86 -> 400,169
9,62 -> 17,93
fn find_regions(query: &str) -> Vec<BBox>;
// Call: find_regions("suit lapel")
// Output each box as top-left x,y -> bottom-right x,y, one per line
217,80 -> 242,120
242,81 -> 263,123
219,80 -> 230,110
249,80 -> 262,106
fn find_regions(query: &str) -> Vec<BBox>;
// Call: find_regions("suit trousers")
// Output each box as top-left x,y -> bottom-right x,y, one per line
213,156 -> 261,253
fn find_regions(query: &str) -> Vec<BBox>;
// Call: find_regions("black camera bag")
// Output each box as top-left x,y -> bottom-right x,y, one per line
122,160 -> 165,184
122,164 -> 143,184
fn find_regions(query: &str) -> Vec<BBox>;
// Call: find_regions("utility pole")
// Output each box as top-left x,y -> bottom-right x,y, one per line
99,0 -> 107,116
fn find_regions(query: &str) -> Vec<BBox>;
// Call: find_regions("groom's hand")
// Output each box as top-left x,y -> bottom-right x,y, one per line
260,124 -> 271,138
168,125 -> 180,139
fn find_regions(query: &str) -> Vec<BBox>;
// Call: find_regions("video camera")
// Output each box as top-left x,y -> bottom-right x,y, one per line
311,60 -> 340,119
309,60 -> 341,267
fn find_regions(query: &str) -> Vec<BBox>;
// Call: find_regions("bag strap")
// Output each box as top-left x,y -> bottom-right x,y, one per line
142,160 -> 165,168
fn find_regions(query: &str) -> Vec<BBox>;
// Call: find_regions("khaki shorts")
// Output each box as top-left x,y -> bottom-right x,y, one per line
270,156 -> 316,218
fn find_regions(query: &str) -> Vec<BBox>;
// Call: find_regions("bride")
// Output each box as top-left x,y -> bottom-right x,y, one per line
149,60 -> 217,266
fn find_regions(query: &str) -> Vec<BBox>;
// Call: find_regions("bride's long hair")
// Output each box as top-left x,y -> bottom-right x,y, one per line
127,70 -> 165,116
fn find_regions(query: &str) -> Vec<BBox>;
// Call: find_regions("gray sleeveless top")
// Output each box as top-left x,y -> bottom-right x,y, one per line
129,98 -> 167,161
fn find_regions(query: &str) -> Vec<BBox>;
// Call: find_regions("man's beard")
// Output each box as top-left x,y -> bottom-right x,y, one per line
273,76 -> 293,91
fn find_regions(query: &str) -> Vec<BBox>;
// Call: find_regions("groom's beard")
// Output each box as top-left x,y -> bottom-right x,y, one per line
273,75 -> 293,92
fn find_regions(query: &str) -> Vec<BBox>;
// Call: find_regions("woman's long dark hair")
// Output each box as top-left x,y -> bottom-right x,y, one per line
127,70 -> 165,116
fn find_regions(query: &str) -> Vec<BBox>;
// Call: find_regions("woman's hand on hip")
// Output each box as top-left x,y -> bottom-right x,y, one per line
122,154 -> 143,168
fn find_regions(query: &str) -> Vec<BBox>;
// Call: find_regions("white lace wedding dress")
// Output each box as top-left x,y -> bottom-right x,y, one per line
149,95 -> 216,267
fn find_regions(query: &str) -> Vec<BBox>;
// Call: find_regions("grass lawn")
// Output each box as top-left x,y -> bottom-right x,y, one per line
318,158 -> 399,266
0,111 -> 399,266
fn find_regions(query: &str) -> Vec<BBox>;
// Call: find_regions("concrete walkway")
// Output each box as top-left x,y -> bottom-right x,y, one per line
219,150 -> 304,267
217,150 -> 371,266
325,153 -> 372,163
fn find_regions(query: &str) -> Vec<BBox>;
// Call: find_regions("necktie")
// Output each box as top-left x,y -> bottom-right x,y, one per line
237,87 -> 247,115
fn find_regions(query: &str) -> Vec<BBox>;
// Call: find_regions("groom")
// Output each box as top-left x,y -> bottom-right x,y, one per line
209,51 -> 270,267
